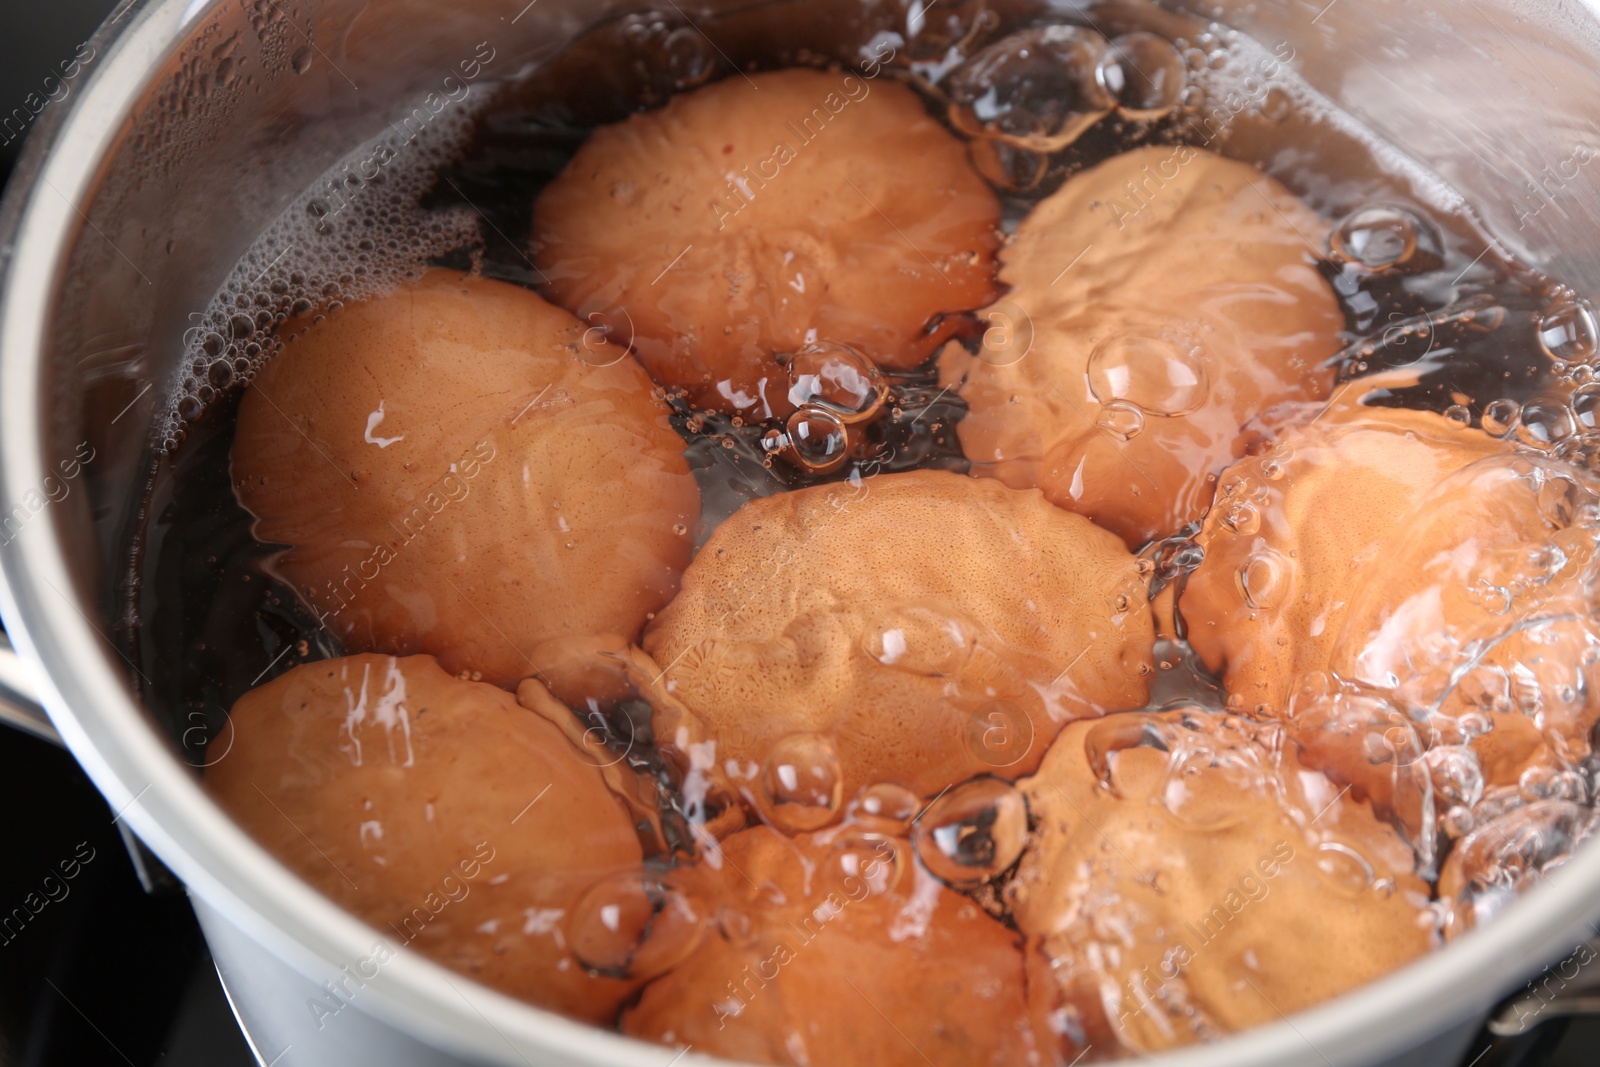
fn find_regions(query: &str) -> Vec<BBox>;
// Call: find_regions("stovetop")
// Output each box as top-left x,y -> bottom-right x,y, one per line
0,2 -> 1597,1066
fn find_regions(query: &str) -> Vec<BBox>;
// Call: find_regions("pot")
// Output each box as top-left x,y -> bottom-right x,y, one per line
1,1 -> 1599,1065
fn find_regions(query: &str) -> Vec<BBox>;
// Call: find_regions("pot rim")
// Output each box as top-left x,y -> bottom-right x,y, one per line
2,2 -> 1599,1066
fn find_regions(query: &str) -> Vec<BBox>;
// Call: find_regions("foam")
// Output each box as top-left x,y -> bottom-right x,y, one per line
156,95 -> 486,450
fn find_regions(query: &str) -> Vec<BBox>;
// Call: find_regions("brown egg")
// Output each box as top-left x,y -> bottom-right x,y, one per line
1012,712 -> 1434,1057
1329,452 -> 1600,782
941,145 -> 1343,547
642,469 -> 1155,803
1183,407 -> 1509,715
232,270 -> 700,689
532,68 -> 1000,417
205,654 -> 644,1022
622,824 -> 1040,1066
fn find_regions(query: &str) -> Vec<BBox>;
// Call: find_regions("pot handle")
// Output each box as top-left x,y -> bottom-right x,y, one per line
0,631 -> 62,745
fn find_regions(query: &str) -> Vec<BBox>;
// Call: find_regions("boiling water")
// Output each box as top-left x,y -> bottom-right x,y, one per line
123,0 -> 1600,1053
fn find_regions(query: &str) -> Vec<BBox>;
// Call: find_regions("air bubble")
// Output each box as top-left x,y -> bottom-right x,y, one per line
1237,549 -> 1288,609
1315,841 -> 1375,897
781,342 -> 888,424
850,783 -> 921,830
911,777 -> 1028,887
1537,297 -> 1599,365
1086,330 -> 1208,416
1218,501 -> 1260,537
1096,32 -> 1185,119
1572,383 -> 1600,430
761,732 -> 844,832
1443,404 -> 1472,427
1329,205 -> 1422,271
1482,398 -> 1521,438
1095,400 -> 1145,441
567,871 -> 707,980
1514,400 -> 1574,449
782,406 -> 850,474
946,26 -> 1114,152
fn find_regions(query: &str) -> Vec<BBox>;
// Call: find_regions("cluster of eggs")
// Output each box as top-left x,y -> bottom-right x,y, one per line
206,28 -> 1600,1067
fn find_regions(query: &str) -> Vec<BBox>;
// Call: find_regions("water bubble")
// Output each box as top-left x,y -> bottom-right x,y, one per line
1444,404 -> 1473,427
912,777 -> 1028,887
1537,297 -> 1599,365
1084,715 -> 1170,791
1096,32 -> 1185,119
762,732 -> 844,832
1315,841 -> 1375,897
778,406 -> 850,474
963,699 -> 1035,769
1236,549 -> 1288,610
1425,746 -> 1485,810
1329,205 -> 1424,271
1096,400 -> 1145,441
1482,398 -> 1521,438
658,26 -> 716,90
946,26 -> 1114,152
568,871 -> 707,979
1086,330 -> 1208,416
967,137 -> 1049,192
1515,400 -> 1575,449
850,783 -> 921,829
782,342 -> 888,424
825,833 -> 907,897
863,606 -> 974,676
1218,501 -> 1261,537
1571,383 -> 1600,430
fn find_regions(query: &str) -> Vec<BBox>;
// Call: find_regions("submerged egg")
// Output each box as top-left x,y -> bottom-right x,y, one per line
1011,713 -> 1433,1057
642,470 -> 1155,800
1183,407 -> 1510,714
205,655 -> 647,1022
231,271 -> 701,688
943,146 -> 1343,547
532,68 -> 1000,416
1331,453 -> 1600,781
621,825 -> 1039,1067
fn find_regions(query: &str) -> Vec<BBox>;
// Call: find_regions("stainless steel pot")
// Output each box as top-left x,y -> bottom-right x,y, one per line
3,1 -> 1600,1065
